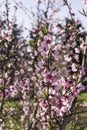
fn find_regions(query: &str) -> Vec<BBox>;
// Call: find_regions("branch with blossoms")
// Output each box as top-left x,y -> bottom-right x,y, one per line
0,0 -> 87,130
79,0 -> 87,17
0,0 -> 32,129
25,0 -> 87,130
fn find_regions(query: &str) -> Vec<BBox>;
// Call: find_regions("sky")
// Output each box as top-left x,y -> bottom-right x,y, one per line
0,0 -> 87,33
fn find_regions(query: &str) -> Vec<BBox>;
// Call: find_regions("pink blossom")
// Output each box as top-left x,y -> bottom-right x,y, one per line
60,106 -> 68,114
23,106 -> 29,116
76,83 -> 85,91
52,84 -> 60,90
46,39 -> 52,45
71,63 -> 78,72
10,123 -> 14,129
49,88 -> 56,95
80,42 -> 87,50
84,0 -> 87,5
38,42 -> 49,56
64,54 -> 72,62
70,85 -> 81,97
52,46 -> 59,61
43,70 -> 58,84
79,67 -> 85,77
75,48 -> 80,54
0,125 -> 2,130
61,96 -> 69,106
38,60 -> 45,68
43,36 -> 52,45
10,85 -> 18,97
73,54 -> 79,62
43,71 -> 52,83
72,42 -> 77,48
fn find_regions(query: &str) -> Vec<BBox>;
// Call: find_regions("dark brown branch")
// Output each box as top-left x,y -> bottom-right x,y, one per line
5,0 -> 10,29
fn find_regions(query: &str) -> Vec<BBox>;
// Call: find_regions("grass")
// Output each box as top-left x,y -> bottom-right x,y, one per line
3,100 -> 25,130
65,92 -> 87,130
78,93 -> 87,102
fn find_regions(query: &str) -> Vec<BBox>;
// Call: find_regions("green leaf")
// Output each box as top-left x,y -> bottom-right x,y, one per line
41,93 -> 47,99
41,90 -> 48,99
29,41 -> 35,47
42,26 -> 48,35
65,123 -> 72,130
47,122 -> 51,130
0,57 -> 5,61
36,35 -> 41,41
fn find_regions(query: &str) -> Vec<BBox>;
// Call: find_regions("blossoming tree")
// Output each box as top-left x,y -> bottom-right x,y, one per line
0,0 -> 87,130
